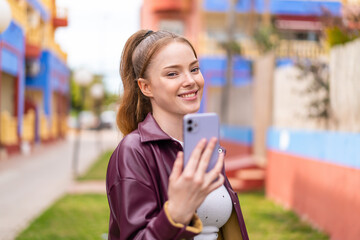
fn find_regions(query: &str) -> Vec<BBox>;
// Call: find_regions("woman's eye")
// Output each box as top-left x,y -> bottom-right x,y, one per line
167,72 -> 177,77
191,67 -> 200,73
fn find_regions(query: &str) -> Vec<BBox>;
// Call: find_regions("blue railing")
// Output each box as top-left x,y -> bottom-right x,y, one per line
204,0 -> 342,16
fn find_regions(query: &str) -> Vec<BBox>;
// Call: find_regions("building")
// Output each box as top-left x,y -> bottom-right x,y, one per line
0,0 -> 69,157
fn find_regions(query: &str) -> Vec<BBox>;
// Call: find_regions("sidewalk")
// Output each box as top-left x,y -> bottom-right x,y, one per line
0,129 -> 121,240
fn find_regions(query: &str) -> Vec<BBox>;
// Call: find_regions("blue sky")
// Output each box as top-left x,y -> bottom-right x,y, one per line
55,0 -> 142,94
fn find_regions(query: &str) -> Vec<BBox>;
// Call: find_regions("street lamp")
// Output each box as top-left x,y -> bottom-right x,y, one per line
0,0 -> 12,33
90,83 -> 104,151
72,69 -> 93,178
90,83 -> 104,100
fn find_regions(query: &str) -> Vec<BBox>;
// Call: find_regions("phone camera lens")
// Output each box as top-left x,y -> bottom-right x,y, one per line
187,127 -> 193,132
187,119 -> 193,125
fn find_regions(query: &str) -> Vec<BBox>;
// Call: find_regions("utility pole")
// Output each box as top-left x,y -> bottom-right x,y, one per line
221,0 -> 237,124
262,0 -> 271,27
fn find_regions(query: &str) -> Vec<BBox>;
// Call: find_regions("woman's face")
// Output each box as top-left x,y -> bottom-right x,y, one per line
140,41 -> 204,119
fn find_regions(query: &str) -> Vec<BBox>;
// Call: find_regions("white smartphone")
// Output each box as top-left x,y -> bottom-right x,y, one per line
183,113 -> 221,172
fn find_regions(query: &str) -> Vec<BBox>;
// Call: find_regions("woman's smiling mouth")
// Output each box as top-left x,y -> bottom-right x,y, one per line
178,90 -> 198,99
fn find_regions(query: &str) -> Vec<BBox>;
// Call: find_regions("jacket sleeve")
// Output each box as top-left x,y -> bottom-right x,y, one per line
108,179 -> 202,240
107,137 -> 202,240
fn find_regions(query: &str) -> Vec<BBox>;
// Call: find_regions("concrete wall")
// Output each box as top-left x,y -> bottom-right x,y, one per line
330,38 -> 360,132
206,85 -> 253,126
267,39 -> 360,240
266,128 -> 360,240
272,64 -> 329,130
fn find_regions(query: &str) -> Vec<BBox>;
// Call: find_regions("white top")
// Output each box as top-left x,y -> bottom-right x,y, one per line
170,137 -> 233,240
194,185 -> 233,240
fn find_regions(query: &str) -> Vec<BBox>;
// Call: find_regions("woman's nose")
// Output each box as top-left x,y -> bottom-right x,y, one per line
182,72 -> 196,87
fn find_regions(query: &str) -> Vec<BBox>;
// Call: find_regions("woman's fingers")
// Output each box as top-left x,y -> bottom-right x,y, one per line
195,137 -> 217,176
203,152 -> 225,186
207,173 -> 225,194
169,151 -> 183,181
213,151 -> 225,173
183,138 -> 207,174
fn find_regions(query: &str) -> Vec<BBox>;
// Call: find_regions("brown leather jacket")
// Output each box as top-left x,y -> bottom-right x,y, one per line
106,113 -> 249,240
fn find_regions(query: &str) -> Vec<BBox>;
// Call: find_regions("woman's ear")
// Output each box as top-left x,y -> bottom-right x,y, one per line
137,78 -> 153,98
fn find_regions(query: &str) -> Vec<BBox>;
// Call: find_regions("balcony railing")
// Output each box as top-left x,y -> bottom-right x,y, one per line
275,40 -> 326,59
198,34 -> 260,57
53,7 -> 68,28
199,34 -> 326,59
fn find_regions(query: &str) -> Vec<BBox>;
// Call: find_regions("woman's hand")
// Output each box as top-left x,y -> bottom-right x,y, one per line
167,137 -> 225,225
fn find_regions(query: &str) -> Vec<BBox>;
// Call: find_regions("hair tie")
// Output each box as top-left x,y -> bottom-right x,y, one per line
144,30 -> 153,38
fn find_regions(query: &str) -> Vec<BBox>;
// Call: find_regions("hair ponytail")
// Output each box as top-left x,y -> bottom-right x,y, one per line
117,30 -> 197,136
117,30 -> 151,136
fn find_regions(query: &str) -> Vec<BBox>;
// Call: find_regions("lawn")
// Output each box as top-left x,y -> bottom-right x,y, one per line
16,194 -> 109,240
16,149 -> 329,239
239,191 -> 329,240
16,191 -> 328,240
77,150 -> 112,181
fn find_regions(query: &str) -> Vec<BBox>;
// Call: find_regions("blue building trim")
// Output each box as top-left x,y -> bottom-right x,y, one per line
0,22 -> 25,76
0,21 -> 25,135
1,48 -> 19,75
204,0 -> 342,16
26,0 -> 50,21
276,58 -> 294,68
0,22 -> 24,53
199,56 -> 252,87
267,127 -> 360,169
26,50 -> 70,116
221,125 -> 253,145
48,51 -> 70,94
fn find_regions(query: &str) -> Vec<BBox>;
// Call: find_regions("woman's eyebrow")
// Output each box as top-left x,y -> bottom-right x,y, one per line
163,60 -> 199,69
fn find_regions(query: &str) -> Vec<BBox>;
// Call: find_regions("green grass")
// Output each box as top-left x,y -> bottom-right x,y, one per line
16,194 -> 109,240
17,152 -> 328,240
17,191 -> 329,240
239,190 -> 329,240
78,150 -> 113,181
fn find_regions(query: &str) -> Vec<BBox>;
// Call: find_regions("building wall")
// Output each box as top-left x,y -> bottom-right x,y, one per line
267,38 -> 360,239
330,39 -> 360,132
0,73 -> 15,115
0,0 -> 69,150
266,128 -> 360,240
141,0 -> 202,50
0,21 -> 25,136
272,64 -> 328,130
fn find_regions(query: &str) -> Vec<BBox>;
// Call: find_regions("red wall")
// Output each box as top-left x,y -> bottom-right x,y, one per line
266,150 -> 360,240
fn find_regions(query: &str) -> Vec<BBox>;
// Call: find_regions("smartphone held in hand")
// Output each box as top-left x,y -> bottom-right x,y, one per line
183,113 -> 221,172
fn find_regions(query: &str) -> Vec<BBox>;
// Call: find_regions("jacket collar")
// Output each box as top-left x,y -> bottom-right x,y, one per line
138,113 -> 173,143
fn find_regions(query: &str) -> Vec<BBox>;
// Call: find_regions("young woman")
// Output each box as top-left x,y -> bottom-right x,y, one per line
106,30 -> 249,240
